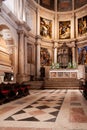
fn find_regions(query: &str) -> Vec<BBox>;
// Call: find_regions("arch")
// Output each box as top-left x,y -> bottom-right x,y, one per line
0,24 -> 15,77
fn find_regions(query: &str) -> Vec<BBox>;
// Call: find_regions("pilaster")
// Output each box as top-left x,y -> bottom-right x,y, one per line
54,0 -> 58,40
35,35 -> 41,79
71,41 -> 76,65
36,8 -> 40,36
18,30 -> 25,75
17,30 -> 26,83
53,41 -> 58,63
71,13 -> 75,39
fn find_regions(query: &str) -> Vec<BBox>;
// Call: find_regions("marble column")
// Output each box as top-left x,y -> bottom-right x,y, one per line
19,0 -> 22,20
35,36 -> 41,79
14,0 -> 26,21
35,7 -> 41,79
54,47 -> 57,63
54,41 -> 58,63
72,47 -> 75,64
37,43 -> 40,78
18,30 -> 25,76
75,43 -> 78,64
36,8 -> 40,35
71,14 -> 75,39
72,42 -> 76,65
54,0 -> 58,64
23,0 -> 26,21
54,14 -> 57,40
19,0 -> 26,21
24,35 -> 27,75
54,0 -> 57,40
14,0 -> 20,19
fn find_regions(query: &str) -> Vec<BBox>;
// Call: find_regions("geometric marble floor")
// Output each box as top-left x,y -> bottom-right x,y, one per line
0,89 -> 87,130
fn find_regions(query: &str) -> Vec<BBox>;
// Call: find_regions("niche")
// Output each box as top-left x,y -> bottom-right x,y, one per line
4,72 -> 14,82
57,43 -> 72,68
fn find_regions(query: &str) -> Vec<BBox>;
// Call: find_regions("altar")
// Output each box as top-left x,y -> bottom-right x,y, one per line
49,69 -> 78,79
49,65 -> 85,80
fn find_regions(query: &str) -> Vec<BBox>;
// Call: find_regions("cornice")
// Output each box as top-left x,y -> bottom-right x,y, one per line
1,3 -> 31,33
57,38 -> 76,44
26,0 -> 37,12
0,4 -> 18,30
17,21 -> 31,32
76,36 -> 87,42
75,36 -> 87,47
35,35 -> 42,40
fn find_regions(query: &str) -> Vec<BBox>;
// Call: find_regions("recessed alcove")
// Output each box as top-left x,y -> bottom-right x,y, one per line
0,0 -> 87,83
0,24 -> 14,83
31,0 -> 87,80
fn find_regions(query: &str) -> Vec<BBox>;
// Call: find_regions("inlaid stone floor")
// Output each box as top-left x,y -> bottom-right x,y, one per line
0,89 -> 87,130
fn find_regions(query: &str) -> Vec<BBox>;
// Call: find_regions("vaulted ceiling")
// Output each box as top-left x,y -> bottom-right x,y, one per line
34,0 -> 87,12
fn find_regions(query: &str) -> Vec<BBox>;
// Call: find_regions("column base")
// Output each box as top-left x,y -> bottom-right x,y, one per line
16,74 -> 30,83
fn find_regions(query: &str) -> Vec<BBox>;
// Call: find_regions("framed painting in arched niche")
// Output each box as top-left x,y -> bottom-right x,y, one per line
27,43 -> 32,63
40,17 -> 52,39
40,47 -> 52,66
78,15 -> 87,36
78,46 -> 87,65
59,21 -> 71,39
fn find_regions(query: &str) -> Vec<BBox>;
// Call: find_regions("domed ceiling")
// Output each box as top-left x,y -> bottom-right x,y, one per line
34,0 -> 87,11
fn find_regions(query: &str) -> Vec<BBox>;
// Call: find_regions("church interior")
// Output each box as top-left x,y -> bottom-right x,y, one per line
0,0 -> 87,129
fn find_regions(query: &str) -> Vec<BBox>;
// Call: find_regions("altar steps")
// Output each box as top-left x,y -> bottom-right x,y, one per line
23,78 -> 80,89
24,81 -> 44,89
43,78 -> 80,89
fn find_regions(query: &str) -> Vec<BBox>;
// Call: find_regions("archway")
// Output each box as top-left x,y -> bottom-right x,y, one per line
0,24 -> 15,82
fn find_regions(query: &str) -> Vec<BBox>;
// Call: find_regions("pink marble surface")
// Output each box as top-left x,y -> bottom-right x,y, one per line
0,106 -> 16,115
70,96 -> 79,101
70,107 -> 87,123
29,110 -> 46,116
0,90 -> 87,130
0,128 -> 52,130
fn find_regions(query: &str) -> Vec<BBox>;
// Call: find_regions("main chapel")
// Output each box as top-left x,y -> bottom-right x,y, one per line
0,0 -> 87,130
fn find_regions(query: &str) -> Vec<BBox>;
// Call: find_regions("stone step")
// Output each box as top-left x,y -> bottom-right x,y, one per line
45,82 -> 79,85
44,85 -> 79,89
45,80 -> 79,83
24,79 -> 80,89
24,81 -> 43,89
44,78 -> 80,89
44,87 -> 79,89
44,85 -> 79,87
47,78 -> 79,81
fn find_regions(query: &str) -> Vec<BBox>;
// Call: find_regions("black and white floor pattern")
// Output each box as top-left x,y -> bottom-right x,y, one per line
4,90 -> 67,122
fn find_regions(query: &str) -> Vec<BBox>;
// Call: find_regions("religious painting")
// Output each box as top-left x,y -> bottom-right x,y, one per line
71,72 -> 77,78
40,17 -> 52,39
78,46 -> 87,65
78,16 -> 87,36
27,44 -> 32,63
40,47 -> 52,66
57,0 -> 72,12
51,72 -> 56,78
63,72 -> 70,78
58,72 -> 63,78
40,0 -> 54,10
59,21 -> 71,39
74,0 -> 87,9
